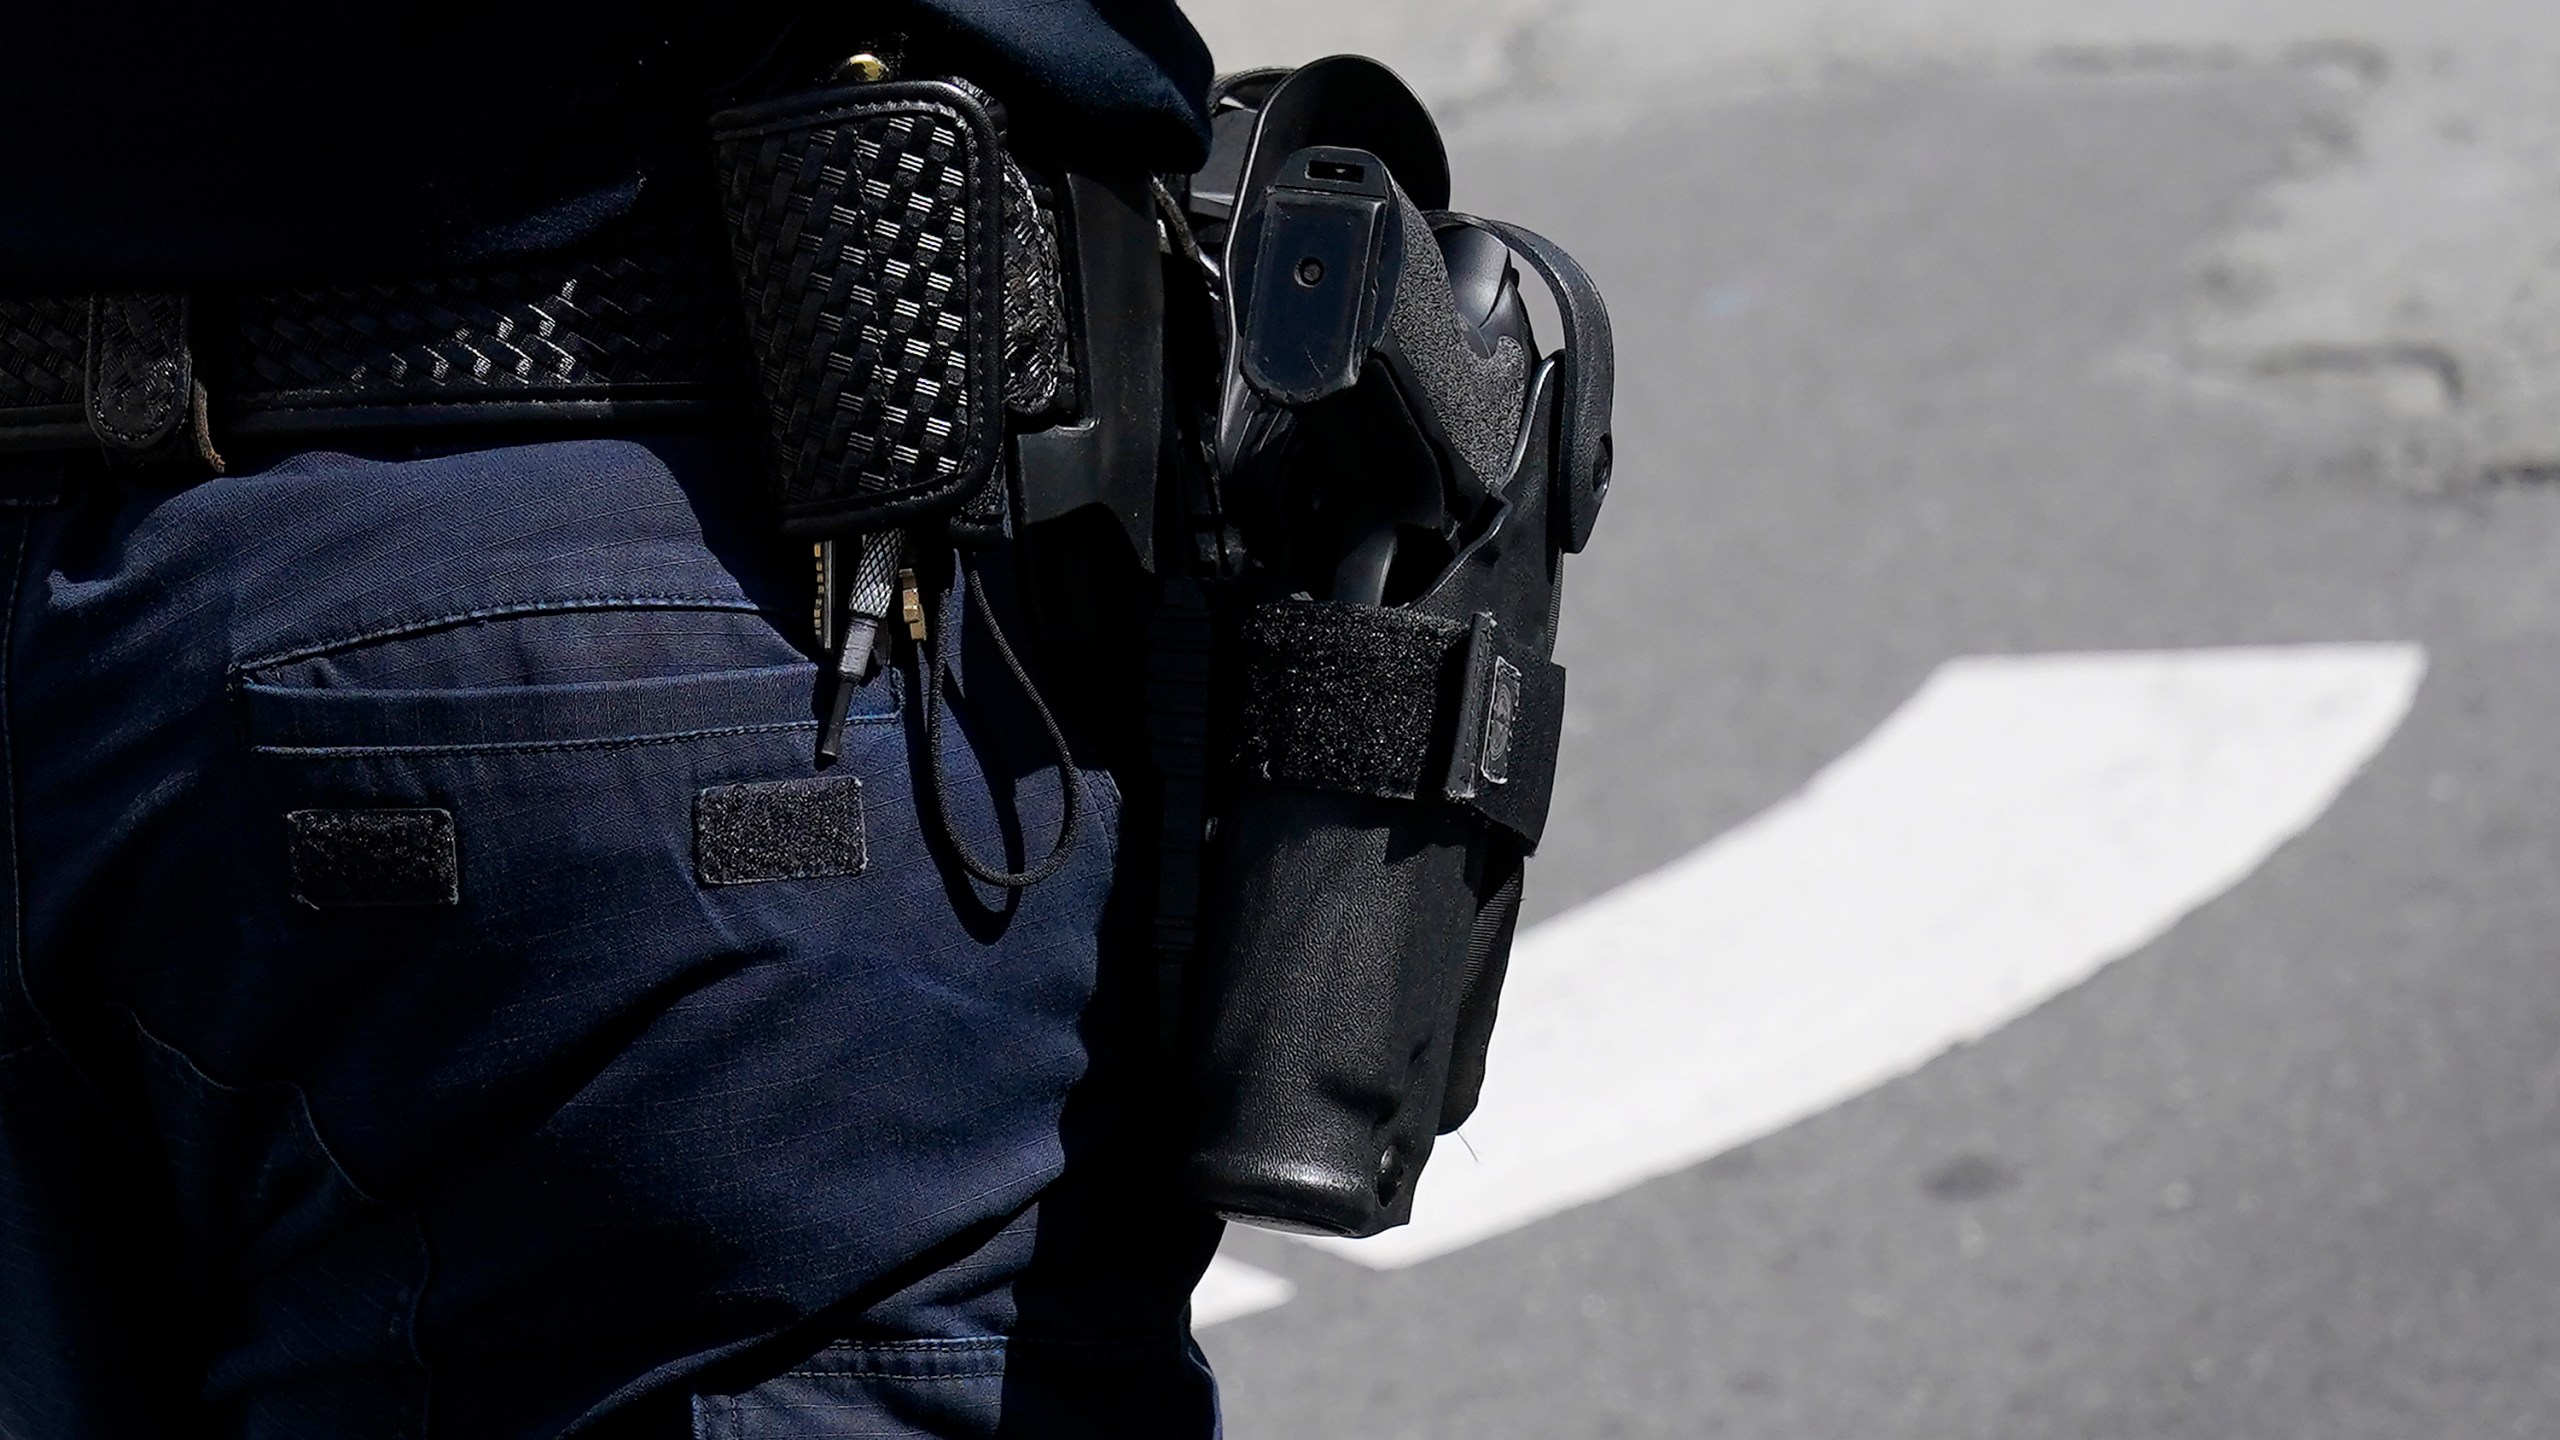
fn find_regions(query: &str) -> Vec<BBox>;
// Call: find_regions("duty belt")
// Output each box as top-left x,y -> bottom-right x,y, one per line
0,102 -> 1081,484
0,212 -> 744,467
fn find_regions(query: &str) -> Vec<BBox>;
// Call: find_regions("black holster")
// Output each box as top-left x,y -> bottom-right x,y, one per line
1171,58 -> 1616,1237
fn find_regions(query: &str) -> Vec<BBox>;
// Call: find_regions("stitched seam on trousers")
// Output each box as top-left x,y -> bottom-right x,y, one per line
119,1005 -> 385,1208
0,514 -> 37,1038
781,1367 -> 1011,1381
405,1206 -> 435,1440
250,718 -> 851,759
817,1340 -> 1010,1353
233,594 -> 771,673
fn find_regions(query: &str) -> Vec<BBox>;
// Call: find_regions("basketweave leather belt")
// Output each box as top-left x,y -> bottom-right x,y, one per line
1,65 -> 1091,552
0,210 -> 744,468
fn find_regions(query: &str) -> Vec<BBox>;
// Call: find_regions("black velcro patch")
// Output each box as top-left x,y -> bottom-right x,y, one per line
287,808 -> 459,909
696,776 -> 867,886
1232,600 -> 1467,799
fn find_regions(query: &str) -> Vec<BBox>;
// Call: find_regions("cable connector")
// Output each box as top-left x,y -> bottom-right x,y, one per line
817,531 -> 904,765
899,566 -> 929,645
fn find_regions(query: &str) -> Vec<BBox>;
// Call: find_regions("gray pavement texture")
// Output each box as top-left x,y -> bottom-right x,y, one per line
1177,3 -> 2560,1438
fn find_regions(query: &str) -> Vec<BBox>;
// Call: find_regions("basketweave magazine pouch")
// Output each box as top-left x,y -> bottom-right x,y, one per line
713,77 -> 1068,540
1181,57 -> 1617,1238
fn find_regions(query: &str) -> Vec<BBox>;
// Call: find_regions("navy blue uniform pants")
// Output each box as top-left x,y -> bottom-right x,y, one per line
0,433 -> 1221,1438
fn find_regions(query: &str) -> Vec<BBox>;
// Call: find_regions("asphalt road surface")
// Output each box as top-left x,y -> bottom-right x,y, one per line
1176,3 -> 2560,1436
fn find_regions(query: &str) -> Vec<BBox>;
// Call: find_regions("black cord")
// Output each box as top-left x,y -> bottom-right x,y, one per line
921,560 -> 1084,889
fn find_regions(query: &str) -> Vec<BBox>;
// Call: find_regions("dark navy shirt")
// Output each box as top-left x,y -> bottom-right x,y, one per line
0,1 -> 1211,289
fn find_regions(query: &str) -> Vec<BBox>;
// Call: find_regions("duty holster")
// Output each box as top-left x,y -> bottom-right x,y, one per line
1175,58 -> 1616,1236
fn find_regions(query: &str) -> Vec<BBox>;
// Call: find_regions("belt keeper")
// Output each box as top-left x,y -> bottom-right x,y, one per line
84,292 -> 212,469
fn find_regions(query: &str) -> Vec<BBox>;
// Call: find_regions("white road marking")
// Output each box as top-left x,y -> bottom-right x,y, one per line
1195,645 -> 2424,1317
1276,645 -> 2424,1270
1192,1255 -> 1298,1328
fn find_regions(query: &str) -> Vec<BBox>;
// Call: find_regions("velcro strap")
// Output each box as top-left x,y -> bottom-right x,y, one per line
1230,600 -> 1564,850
